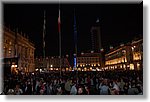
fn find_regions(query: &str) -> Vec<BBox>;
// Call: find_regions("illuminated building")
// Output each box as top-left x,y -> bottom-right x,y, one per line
105,38 -> 143,71
131,39 -> 143,70
35,56 -> 71,72
77,52 -> 101,71
3,26 -> 35,74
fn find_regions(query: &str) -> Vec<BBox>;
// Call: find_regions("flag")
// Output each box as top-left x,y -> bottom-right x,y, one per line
58,9 -> 61,33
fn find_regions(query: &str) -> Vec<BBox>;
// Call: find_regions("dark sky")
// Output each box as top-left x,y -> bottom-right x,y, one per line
4,2 -> 143,59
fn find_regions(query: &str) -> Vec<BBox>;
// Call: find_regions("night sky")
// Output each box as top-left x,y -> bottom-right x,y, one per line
4,2 -> 143,59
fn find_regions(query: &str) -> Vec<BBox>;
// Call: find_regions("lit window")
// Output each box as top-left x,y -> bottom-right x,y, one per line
130,64 -> 134,70
9,41 -> 12,45
137,63 -> 140,70
131,47 -> 134,51
8,48 -> 11,54
123,64 -> 126,68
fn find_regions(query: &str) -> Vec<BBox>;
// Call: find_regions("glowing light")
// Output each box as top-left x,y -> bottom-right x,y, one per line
11,65 -> 17,67
81,52 -> 84,55
130,64 -> 134,70
11,65 -> 14,67
50,65 -> 53,67
137,63 -> 140,67
35,69 -> 38,71
123,64 -> 126,68
131,47 -> 134,51
66,68 -> 69,71
91,51 -> 94,53
137,63 -> 140,70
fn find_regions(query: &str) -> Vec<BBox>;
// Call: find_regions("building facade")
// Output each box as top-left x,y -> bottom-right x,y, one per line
3,26 -> 35,74
105,39 -> 143,71
35,56 -> 71,72
76,52 -> 102,71
131,39 -> 143,70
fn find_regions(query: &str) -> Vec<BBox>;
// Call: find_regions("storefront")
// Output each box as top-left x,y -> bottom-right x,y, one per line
3,57 -> 18,75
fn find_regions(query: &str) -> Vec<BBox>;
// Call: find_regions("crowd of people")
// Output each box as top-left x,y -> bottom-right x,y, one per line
2,70 -> 143,95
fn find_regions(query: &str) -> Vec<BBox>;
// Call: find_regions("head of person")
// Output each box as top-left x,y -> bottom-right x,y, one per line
78,87 -> 83,95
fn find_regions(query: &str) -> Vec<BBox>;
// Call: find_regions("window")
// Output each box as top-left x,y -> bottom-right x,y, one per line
8,48 -> 11,54
9,41 -> 12,45
5,40 -> 7,43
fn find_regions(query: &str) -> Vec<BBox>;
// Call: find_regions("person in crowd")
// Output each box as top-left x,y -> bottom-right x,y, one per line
7,89 -> 15,95
119,78 -> 125,95
84,85 -> 90,95
65,79 -> 72,95
99,79 -> 110,95
46,82 -> 53,95
128,80 -> 139,95
14,84 -> 23,95
25,81 -> 32,95
111,80 -> 120,95
56,85 -> 65,95
123,82 -> 129,95
3,70 -> 143,95
70,82 -> 77,95
77,86 -> 84,95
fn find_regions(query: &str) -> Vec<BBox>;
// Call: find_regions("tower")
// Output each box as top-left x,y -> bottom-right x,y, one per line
90,18 -> 105,67
90,18 -> 102,52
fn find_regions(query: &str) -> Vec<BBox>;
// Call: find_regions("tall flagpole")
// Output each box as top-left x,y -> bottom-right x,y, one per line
73,9 -> 77,69
58,2 -> 61,76
43,10 -> 46,59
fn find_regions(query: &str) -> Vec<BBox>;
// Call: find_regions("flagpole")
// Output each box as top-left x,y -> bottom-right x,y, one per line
43,10 -> 46,59
74,8 -> 78,84
58,3 -> 62,77
73,8 -> 77,69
